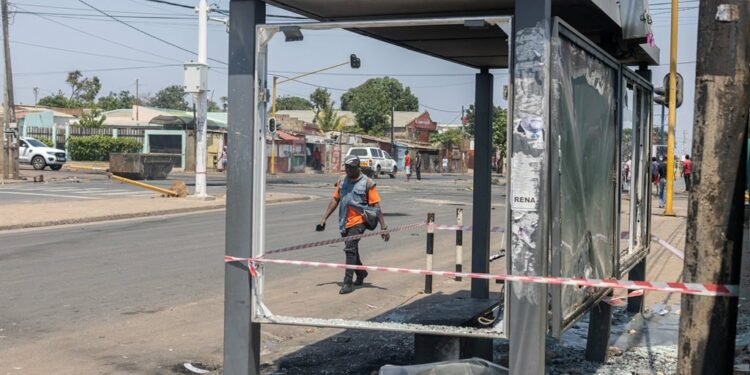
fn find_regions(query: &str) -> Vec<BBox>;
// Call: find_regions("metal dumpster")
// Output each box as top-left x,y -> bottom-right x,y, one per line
109,153 -> 176,180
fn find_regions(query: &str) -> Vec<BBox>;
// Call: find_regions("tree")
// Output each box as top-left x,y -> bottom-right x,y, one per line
97,91 -> 136,111
464,105 -> 508,155
316,102 -> 349,132
148,85 -> 189,110
430,128 -> 464,149
66,70 -> 101,103
220,96 -> 228,111
74,108 -> 107,128
38,90 -> 72,108
340,77 -> 419,134
309,88 -> 331,118
275,95 -> 313,111
208,99 -> 221,112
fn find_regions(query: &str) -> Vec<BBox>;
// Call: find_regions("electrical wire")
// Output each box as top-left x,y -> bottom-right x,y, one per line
13,4 -> 183,65
15,64 -> 183,76
11,40 -> 170,65
76,0 -> 228,65
420,103 -> 461,113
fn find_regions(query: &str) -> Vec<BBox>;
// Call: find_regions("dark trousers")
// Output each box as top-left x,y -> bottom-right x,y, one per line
684,174 -> 691,191
343,224 -> 367,284
416,167 -> 421,180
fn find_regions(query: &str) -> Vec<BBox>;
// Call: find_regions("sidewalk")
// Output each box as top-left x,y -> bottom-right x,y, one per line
0,192 -> 313,231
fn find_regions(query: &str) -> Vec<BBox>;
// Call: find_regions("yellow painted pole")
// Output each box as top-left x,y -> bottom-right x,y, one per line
664,0 -> 678,216
109,174 -> 179,197
66,163 -> 108,171
271,76 -> 277,175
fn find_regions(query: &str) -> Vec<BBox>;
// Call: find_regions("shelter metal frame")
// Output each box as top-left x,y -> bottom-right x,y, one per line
248,16 -> 513,339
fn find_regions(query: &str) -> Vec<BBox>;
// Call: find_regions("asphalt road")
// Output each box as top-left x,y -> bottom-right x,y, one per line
0,174 -> 507,353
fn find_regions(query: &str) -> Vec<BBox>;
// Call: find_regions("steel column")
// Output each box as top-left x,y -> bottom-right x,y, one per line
509,0 -> 551,374
223,1 -> 265,374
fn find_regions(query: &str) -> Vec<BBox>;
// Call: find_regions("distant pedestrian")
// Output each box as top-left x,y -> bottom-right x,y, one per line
658,158 -> 667,208
316,155 -> 389,294
404,150 -> 412,182
681,154 -> 691,192
415,153 -> 422,181
650,156 -> 659,195
442,157 -> 448,174
313,147 -> 322,170
433,158 -> 439,172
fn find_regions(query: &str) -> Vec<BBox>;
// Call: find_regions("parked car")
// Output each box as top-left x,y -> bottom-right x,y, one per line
18,137 -> 67,170
346,146 -> 397,178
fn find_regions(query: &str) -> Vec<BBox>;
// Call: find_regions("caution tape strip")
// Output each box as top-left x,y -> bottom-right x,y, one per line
604,290 -> 645,306
263,222 -> 426,257
224,257 -> 738,297
431,224 -> 505,233
651,235 -> 685,260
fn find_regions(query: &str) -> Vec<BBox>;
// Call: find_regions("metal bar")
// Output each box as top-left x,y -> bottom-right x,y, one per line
585,293 -> 613,362
425,213 -> 434,294
259,16 -> 512,32
256,314 -> 506,339
455,207 -> 463,281
470,68 -> 492,299
109,174 -> 179,196
509,0 -> 551,373
223,1 -> 264,374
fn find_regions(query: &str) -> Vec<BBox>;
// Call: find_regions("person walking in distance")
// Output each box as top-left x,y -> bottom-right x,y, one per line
442,157 -> 449,174
317,155 -> 389,294
650,156 -> 659,196
404,150 -> 412,182
657,157 -> 667,208
415,152 -> 422,181
681,154 -> 692,192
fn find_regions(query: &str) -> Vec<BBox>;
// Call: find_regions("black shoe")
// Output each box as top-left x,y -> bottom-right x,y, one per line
354,271 -> 368,286
339,283 -> 353,294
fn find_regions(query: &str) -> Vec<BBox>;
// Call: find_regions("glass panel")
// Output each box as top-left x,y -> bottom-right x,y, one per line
620,81 -> 635,258
638,89 -> 652,247
350,148 -> 367,157
555,36 -> 618,320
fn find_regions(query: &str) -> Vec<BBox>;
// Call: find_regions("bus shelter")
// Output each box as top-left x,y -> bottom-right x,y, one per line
223,1 -> 658,374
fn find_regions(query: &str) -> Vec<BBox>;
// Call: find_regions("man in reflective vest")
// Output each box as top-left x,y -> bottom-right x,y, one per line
317,155 -> 390,294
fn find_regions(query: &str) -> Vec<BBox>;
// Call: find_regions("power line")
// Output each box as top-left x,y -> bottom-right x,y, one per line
13,4 -> 183,65
11,2 -> 187,15
11,11 -> 195,19
141,0 -> 193,9
76,0 -> 228,65
15,64 -> 182,76
420,103 -> 461,113
11,40 -> 170,65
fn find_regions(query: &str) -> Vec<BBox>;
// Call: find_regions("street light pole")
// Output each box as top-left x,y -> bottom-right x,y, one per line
192,0 -> 210,198
663,0 -> 679,215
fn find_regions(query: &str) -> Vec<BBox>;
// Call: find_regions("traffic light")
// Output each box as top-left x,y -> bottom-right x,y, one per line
653,73 -> 683,108
350,54 -> 361,69
269,117 -> 277,133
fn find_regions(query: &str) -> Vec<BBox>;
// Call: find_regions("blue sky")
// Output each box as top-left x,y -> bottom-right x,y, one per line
5,0 -> 698,153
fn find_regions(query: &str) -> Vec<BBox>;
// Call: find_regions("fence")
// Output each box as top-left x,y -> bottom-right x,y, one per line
23,126 -> 146,149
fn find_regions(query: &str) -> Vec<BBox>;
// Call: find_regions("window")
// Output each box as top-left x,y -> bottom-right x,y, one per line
350,148 -> 368,157
19,140 -> 28,148
383,151 -> 391,159
372,149 -> 383,158
26,139 -> 46,148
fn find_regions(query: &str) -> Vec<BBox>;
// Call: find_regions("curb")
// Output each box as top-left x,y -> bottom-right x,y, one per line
0,195 -> 312,231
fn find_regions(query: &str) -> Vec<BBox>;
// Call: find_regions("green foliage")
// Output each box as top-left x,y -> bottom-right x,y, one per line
316,105 -> 349,132
148,85 -> 189,110
67,136 -> 142,161
464,105 -> 508,156
430,128 -> 464,149
36,136 -> 54,147
340,77 -> 419,134
208,99 -> 221,112
97,91 -> 136,111
309,88 -> 331,117
276,96 -> 313,111
66,70 -> 101,103
220,96 -> 228,111
74,109 -> 107,128
38,90 -> 81,108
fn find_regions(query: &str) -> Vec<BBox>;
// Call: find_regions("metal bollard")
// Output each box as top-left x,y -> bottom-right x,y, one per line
425,213 -> 435,294
455,208 -> 463,281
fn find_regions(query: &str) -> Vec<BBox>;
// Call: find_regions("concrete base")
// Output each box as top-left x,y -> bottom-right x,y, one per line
187,194 -> 217,201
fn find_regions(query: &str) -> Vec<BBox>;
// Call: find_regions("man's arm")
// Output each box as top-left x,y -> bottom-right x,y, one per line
318,197 -> 339,229
372,202 -> 389,241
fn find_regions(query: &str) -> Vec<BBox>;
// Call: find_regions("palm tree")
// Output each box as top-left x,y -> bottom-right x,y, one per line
316,102 -> 348,132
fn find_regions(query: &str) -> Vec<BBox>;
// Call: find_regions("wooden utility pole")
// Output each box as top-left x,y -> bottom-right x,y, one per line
677,0 -> 749,374
1,0 -> 17,179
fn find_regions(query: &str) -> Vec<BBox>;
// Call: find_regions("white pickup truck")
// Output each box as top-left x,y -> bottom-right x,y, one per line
346,146 -> 397,178
18,137 -> 67,170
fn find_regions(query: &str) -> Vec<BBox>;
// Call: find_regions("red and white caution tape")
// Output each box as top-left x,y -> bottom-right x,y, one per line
430,224 -> 505,233
224,257 -> 738,297
604,290 -> 645,306
263,222 -> 426,257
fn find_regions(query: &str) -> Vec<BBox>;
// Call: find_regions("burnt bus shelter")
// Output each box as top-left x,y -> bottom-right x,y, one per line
223,1 -> 658,374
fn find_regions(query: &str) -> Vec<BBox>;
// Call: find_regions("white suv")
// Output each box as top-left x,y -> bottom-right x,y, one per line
346,146 -> 397,178
18,137 -> 67,170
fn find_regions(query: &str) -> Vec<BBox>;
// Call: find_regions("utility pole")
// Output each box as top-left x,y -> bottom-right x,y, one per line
2,0 -> 17,180
663,0 -> 680,215
677,0 -> 749,374
135,78 -> 139,122
33,87 -> 38,107
190,0 -> 210,198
